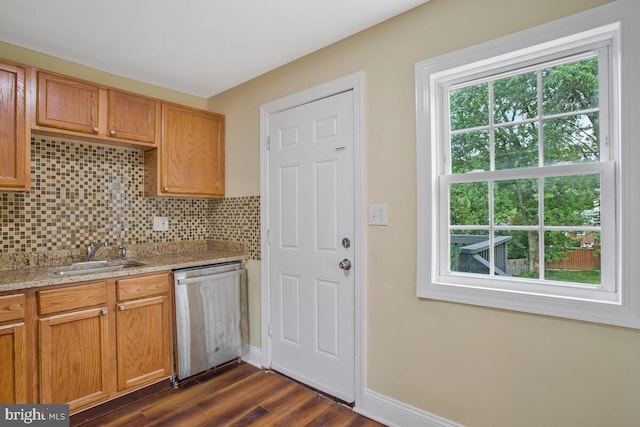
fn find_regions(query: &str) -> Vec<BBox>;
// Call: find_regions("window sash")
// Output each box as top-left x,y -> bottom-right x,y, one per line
443,48 -> 609,175
437,161 -> 615,299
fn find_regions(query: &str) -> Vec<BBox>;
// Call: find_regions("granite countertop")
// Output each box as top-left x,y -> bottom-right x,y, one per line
0,241 -> 248,292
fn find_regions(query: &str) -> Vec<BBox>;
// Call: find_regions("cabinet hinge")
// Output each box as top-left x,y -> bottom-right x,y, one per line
267,229 -> 271,246
268,323 -> 272,337
267,136 -> 271,151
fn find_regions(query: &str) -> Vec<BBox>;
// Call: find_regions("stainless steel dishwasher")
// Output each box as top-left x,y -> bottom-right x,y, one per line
173,261 -> 248,381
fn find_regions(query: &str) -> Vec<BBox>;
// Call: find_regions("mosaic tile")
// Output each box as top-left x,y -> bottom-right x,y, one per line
210,196 -> 261,260
0,137 -> 261,265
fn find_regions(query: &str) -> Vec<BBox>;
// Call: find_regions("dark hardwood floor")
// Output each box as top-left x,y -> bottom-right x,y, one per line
71,362 -> 385,426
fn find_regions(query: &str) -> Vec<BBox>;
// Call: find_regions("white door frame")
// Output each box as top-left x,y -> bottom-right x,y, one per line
260,71 -> 366,405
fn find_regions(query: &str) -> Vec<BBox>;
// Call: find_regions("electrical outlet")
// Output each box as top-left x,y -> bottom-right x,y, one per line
153,216 -> 169,231
368,204 -> 388,226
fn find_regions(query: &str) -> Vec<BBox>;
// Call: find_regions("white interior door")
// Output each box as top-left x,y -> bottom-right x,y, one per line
268,90 -> 355,402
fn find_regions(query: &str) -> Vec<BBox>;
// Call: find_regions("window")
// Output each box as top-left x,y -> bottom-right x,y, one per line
443,48 -> 615,300
416,3 -> 640,328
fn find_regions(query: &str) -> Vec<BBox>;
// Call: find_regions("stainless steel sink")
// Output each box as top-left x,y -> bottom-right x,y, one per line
52,260 -> 146,276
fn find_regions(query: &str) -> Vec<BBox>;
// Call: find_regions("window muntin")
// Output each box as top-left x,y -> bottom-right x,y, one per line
448,53 -> 602,174
440,49 -> 613,296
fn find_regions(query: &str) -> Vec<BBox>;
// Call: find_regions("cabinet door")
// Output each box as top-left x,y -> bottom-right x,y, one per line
0,323 -> 27,403
116,295 -> 172,391
39,307 -> 110,412
161,103 -> 225,197
0,62 -> 28,191
36,71 -> 99,134
107,89 -> 158,144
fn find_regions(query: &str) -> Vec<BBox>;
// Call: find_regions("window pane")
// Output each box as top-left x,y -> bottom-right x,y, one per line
450,182 -> 489,225
543,113 -> 599,165
450,231 -> 490,275
544,231 -> 601,285
542,57 -> 599,116
544,174 -> 600,226
495,123 -> 538,170
494,178 -> 539,226
494,71 -> 538,124
451,130 -> 490,173
496,230 -> 539,278
450,83 -> 488,131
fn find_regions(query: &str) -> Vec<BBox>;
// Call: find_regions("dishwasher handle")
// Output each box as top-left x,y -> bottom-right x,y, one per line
176,269 -> 243,285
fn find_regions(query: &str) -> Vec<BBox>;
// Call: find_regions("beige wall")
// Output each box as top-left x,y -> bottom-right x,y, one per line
209,0 -> 640,425
0,41 -> 207,109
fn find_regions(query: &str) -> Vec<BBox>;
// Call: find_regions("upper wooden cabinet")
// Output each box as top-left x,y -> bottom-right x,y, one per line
107,89 -> 159,144
145,103 -> 225,198
36,71 -> 99,134
0,58 -> 226,196
34,71 -> 159,148
0,61 -> 30,192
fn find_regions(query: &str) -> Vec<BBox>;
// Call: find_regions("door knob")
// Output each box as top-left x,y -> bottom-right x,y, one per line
339,258 -> 352,271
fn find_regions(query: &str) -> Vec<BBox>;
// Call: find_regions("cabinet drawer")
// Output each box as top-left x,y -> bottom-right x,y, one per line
116,273 -> 171,302
38,282 -> 107,316
0,293 -> 25,323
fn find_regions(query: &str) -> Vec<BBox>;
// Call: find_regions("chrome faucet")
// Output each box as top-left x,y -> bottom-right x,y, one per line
86,241 -> 108,261
118,244 -> 127,259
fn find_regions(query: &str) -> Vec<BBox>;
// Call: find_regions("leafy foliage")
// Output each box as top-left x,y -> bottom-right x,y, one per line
449,56 -> 601,272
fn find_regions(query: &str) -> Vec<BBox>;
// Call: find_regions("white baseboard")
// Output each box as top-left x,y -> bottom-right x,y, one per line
241,345 -> 263,368
245,346 -> 460,426
355,388 -> 463,427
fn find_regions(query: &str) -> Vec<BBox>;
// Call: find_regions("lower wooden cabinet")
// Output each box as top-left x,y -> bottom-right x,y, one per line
32,271 -> 173,413
0,293 -> 28,403
37,281 -> 110,411
38,306 -> 110,411
0,323 -> 27,403
115,273 -> 173,391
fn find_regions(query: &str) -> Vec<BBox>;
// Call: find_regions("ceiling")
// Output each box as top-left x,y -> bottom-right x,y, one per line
0,0 -> 429,98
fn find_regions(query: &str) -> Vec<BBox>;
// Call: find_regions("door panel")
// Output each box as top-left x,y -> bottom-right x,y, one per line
280,273 -> 301,345
315,159 -> 339,253
269,90 -> 354,402
316,279 -> 339,357
280,165 -> 300,249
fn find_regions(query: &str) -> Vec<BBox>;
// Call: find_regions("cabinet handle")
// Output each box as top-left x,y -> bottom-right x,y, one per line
119,304 -> 125,311
101,308 -> 108,315
163,187 -> 169,192
93,127 -> 99,133
109,129 -> 116,136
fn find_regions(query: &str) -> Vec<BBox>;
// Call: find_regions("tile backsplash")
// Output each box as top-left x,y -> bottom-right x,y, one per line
1,137 -> 260,260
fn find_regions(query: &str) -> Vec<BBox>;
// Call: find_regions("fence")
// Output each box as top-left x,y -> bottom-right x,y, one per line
546,248 -> 600,270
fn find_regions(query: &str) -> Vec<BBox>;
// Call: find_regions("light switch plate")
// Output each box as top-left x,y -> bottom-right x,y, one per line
153,216 -> 169,231
368,204 -> 388,226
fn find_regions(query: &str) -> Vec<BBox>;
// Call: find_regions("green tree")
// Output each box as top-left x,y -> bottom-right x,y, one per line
449,56 -> 601,273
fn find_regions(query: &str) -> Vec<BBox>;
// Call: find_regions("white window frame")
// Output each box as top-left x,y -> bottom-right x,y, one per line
416,1 -> 640,328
